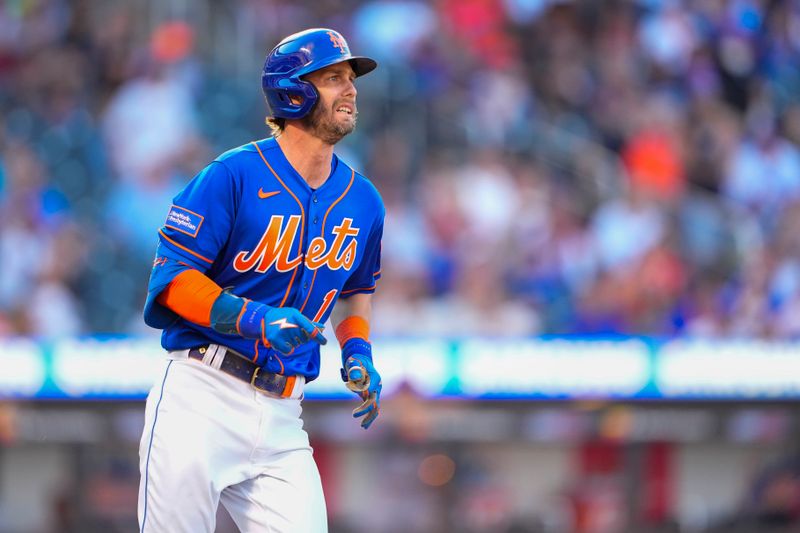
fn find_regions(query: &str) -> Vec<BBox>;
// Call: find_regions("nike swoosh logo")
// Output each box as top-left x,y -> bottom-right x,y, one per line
258,188 -> 280,199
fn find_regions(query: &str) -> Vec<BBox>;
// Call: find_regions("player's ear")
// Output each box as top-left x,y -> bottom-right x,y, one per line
289,95 -> 304,105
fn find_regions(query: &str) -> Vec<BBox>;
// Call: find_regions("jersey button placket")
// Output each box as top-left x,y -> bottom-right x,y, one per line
301,194 -> 318,299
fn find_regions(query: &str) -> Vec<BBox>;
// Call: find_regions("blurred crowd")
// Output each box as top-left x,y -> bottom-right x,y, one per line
2,0 -> 800,339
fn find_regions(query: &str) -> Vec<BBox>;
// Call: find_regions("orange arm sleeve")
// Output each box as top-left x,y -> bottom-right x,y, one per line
156,269 -> 223,327
335,315 -> 370,346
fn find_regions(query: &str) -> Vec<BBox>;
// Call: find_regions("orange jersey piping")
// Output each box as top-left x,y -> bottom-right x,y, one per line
299,169 -> 355,312
252,141 -> 305,307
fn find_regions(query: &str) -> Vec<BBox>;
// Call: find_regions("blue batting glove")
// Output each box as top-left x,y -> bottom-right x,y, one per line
240,303 -> 326,355
340,338 -> 382,429
210,291 -> 326,355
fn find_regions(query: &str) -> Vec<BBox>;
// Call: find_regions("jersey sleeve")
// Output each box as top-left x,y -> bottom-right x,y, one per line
157,161 -> 239,270
340,216 -> 383,298
143,161 -> 239,329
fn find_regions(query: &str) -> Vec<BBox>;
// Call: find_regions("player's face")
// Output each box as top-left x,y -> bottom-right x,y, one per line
302,62 -> 358,145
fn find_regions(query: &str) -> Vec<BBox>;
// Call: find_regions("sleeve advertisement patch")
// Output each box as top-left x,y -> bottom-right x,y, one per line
164,205 -> 204,238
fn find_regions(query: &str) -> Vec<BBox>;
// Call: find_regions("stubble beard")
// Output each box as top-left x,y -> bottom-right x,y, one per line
302,101 -> 357,145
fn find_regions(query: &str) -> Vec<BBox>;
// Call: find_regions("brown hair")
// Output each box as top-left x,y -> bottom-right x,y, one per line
266,117 -> 286,137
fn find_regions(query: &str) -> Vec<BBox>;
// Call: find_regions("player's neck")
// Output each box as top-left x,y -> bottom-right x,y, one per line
275,128 -> 335,189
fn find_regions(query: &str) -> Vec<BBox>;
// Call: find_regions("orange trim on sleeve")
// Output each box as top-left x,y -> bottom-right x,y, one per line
335,315 -> 370,346
156,269 -> 223,327
158,229 -> 214,264
341,284 -> 376,295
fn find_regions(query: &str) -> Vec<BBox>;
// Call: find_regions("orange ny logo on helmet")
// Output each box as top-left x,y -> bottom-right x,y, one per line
327,31 -> 348,54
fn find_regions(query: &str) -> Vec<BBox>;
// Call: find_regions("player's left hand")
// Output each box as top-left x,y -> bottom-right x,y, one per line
340,339 -> 382,429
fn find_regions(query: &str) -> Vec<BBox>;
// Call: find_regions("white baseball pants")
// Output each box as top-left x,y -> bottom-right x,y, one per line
138,356 -> 327,532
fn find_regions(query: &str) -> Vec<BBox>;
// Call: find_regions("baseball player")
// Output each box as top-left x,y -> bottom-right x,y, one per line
137,28 -> 384,533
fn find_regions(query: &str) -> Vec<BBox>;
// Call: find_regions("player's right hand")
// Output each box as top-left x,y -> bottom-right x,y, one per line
238,301 -> 327,355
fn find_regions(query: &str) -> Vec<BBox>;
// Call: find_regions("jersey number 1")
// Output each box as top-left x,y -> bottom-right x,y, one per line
313,289 -> 337,323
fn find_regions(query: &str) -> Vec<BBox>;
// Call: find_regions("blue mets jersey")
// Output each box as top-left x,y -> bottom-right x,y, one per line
143,138 -> 384,381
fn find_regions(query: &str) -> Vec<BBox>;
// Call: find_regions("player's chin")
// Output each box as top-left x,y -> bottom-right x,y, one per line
333,116 -> 357,136
318,121 -> 355,145
335,112 -> 357,130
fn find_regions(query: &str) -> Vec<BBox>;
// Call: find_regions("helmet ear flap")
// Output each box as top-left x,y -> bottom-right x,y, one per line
290,78 -> 319,118
262,75 -> 318,120
276,91 -> 296,105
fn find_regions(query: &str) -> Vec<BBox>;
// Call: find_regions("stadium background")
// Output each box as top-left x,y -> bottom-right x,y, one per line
2,0 -> 800,531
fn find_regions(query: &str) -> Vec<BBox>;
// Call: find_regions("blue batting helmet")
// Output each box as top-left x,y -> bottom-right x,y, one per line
261,28 -> 377,120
